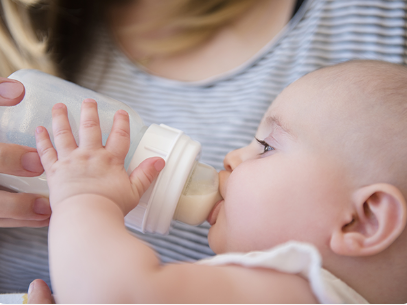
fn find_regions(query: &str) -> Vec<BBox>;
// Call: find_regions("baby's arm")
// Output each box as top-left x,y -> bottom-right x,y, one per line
36,100 -> 317,303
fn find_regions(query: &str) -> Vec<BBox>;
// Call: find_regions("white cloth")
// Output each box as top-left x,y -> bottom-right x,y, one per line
197,241 -> 368,304
0,293 -> 26,304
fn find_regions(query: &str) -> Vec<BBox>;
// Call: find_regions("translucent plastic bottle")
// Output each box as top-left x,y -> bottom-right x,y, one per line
0,69 -> 221,234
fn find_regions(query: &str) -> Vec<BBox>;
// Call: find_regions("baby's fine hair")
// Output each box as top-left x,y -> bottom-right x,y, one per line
311,60 -> 407,197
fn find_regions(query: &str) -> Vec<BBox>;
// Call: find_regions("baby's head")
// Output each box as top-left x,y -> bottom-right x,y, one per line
208,61 -> 407,298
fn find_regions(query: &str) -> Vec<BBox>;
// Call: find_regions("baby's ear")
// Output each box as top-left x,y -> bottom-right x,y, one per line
330,184 -> 407,256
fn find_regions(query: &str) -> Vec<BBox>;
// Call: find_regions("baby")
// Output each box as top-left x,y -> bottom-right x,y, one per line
35,60 -> 407,303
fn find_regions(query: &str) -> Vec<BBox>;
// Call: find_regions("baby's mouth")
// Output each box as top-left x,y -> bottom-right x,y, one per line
206,199 -> 223,225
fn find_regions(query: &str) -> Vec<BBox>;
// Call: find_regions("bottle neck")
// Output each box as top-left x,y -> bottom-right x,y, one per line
173,161 -> 221,226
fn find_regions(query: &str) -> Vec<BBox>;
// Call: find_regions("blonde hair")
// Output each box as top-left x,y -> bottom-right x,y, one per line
0,0 -> 256,78
0,0 -> 56,77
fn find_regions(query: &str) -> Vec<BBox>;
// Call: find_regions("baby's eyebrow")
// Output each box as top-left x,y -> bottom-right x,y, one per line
264,115 -> 292,136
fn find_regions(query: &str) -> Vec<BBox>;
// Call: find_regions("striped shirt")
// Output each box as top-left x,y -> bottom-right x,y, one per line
0,0 -> 406,293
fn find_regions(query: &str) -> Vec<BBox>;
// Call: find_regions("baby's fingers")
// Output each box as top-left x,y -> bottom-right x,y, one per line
35,126 -> 57,171
52,103 -> 77,157
105,110 -> 130,159
79,99 -> 102,149
130,157 -> 165,197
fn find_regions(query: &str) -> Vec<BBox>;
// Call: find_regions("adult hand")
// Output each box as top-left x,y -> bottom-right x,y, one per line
0,78 -> 51,227
27,279 -> 55,304
0,77 -> 25,106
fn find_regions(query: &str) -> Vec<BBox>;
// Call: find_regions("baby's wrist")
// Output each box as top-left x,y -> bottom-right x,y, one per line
51,194 -> 124,216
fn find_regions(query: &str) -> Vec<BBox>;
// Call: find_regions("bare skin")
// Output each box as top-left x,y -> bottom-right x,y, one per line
36,100 -> 317,303
0,78 -> 50,227
1,0 -> 296,300
31,61 -> 407,303
109,0 -> 296,81
27,279 -> 54,304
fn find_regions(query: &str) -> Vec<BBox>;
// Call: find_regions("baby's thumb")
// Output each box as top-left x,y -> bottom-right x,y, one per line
130,157 -> 165,197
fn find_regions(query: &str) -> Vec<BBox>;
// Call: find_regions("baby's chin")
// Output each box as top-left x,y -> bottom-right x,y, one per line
207,226 -> 227,254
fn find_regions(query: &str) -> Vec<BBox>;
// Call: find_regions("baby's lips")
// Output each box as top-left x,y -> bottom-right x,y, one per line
206,199 -> 223,225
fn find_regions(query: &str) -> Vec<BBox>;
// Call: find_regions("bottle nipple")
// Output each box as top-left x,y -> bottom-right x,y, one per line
173,162 -> 222,225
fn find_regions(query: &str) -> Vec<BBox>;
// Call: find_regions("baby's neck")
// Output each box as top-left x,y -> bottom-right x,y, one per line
326,239 -> 407,303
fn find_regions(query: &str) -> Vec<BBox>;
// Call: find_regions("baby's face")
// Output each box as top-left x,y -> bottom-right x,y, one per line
208,72 -> 356,254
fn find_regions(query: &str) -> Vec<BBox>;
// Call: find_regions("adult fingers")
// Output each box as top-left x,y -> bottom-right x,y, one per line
0,218 -> 50,227
0,191 -> 51,219
0,190 -> 51,227
0,78 -> 25,106
27,279 -> 55,304
105,110 -> 130,160
51,103 -> 77,157
79,99 -> 102,149
0,143 -> 43,176
130,157 -> 165,197
35,126 -> 57,172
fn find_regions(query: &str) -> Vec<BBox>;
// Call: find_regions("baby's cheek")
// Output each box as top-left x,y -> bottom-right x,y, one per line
207,227 -> 220,253
226,209 -> 257,251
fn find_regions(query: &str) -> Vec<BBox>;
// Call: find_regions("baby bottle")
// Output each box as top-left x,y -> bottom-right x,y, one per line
0,69 -> 221,234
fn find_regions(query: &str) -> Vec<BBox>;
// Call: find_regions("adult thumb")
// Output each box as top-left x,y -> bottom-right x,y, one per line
0,78 -> 25,106
28,279 -> 55,304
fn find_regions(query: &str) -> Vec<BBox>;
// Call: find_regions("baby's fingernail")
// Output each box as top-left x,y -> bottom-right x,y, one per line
117,109 -> 128,116
34,197 -> 51,215
0,81 -> 24,99
154,159 -> 165,171
21,152 -> 43,173
53,103 -> 65,109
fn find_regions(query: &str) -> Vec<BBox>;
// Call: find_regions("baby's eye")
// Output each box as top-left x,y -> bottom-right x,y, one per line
255,138 -> 275,155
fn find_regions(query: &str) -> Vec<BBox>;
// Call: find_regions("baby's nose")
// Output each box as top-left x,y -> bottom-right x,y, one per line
223,148 -> 244,171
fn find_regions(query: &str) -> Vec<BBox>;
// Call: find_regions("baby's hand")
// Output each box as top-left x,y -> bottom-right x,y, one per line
35,99 -> 164,214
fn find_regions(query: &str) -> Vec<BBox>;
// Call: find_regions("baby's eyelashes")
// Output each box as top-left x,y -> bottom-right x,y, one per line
255,138 -> 275,155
